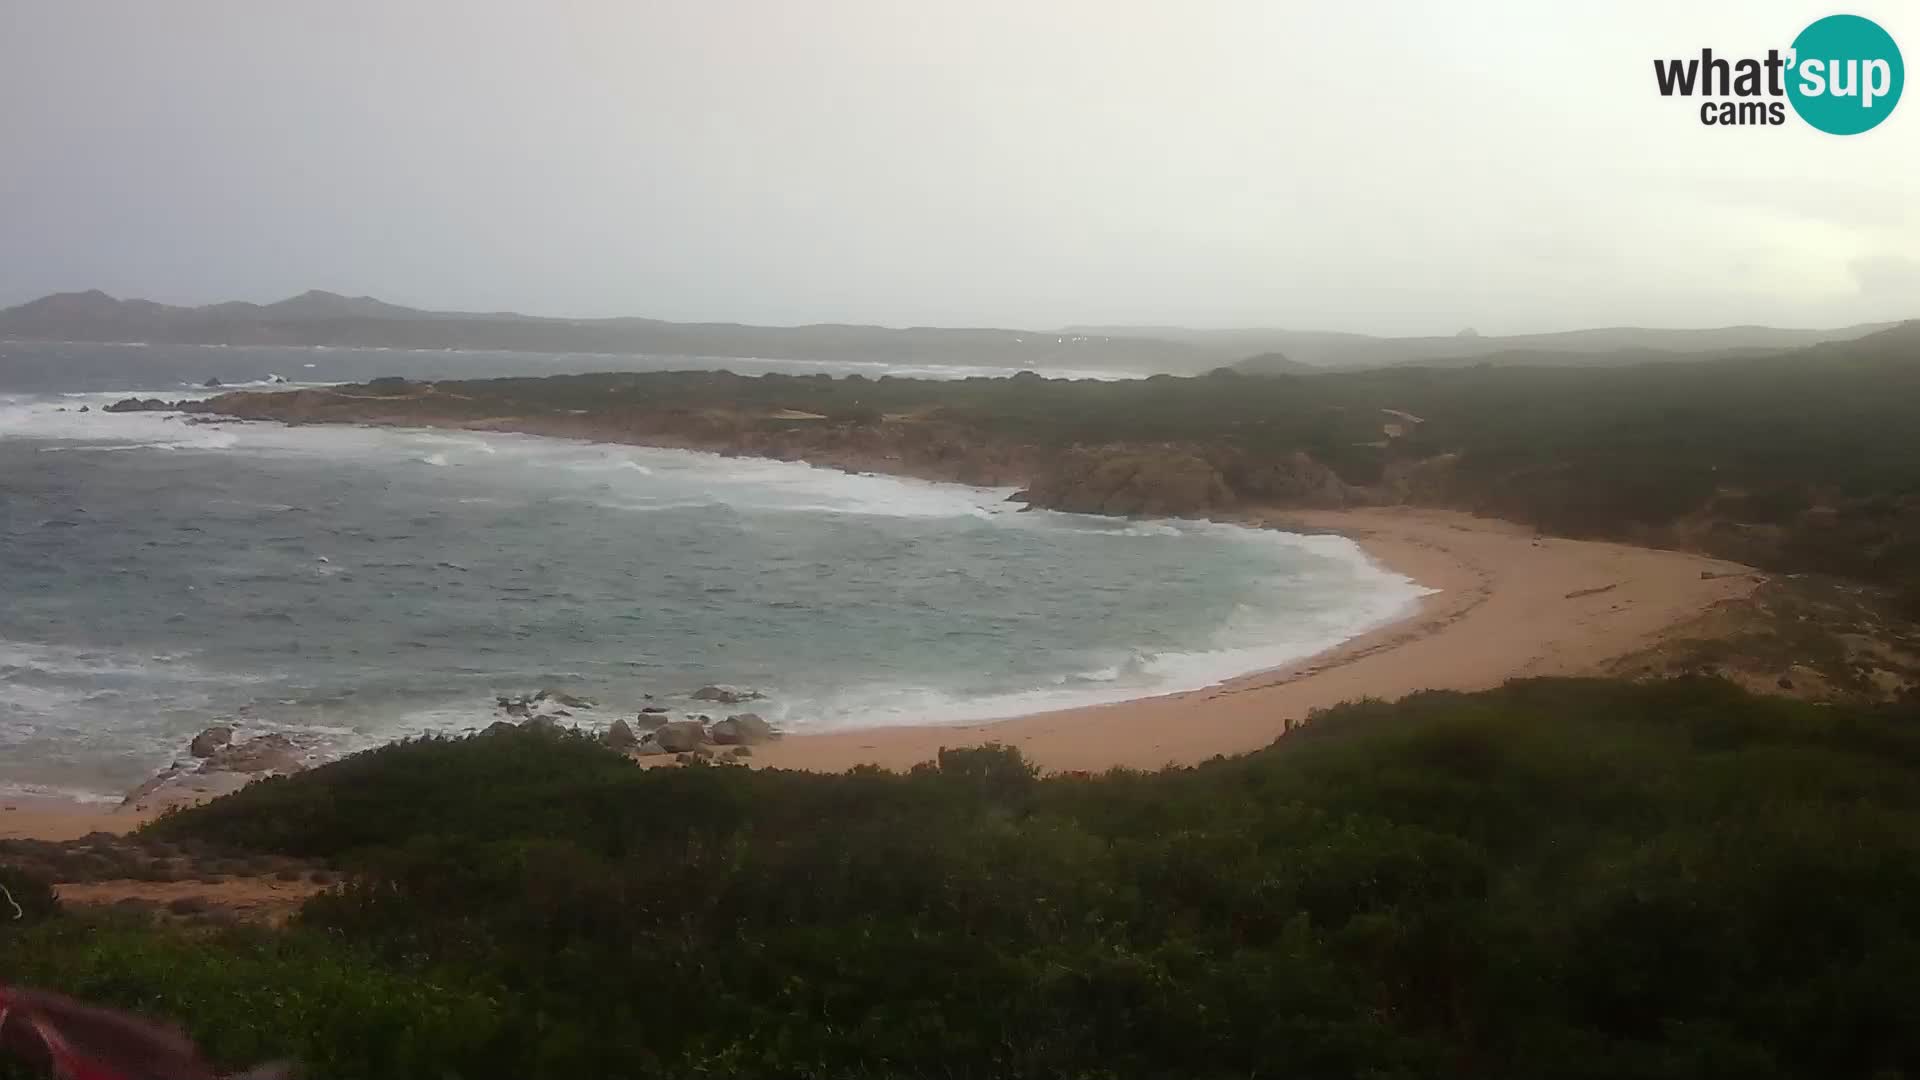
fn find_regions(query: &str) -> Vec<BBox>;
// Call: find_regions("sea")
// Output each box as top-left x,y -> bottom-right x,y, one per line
0,341 -> 1428,803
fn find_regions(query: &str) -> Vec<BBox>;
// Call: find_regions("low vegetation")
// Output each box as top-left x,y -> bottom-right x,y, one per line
7,679 -> 1920,1078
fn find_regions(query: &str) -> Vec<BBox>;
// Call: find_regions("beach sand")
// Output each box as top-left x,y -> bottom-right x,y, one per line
0,798 -> 143,842
2,506 -> 1758,840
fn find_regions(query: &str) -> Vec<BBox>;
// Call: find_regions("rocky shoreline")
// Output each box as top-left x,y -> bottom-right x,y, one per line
168,379 -> 1441,519
119,683 -> 790,814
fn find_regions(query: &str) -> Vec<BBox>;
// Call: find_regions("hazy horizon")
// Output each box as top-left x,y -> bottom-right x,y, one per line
3,1 -> 1915,336
6,284 -> 1910,338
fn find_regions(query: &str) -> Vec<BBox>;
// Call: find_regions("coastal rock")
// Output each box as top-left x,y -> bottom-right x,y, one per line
188,725 -> 234,758
639,705 -> 670,715
122,765 -> 184,808
710,713 -> 775,745
482,720 -> 519,736
198,733 -> 303,775
691,684 -> 761,705
653,720 -> 708,753
1018,447 -> 1233,517
523,714 -> 562,732
1220,450 -> 1362,507
103,397 -> 173,413
602,717 -> 638,749
535,688 -> 596,709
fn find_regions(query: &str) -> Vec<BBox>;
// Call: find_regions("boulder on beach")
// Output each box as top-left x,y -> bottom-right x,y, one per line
691,684 -> 762,705
523,714 -> 563,732
710,713 -> 776,746
188,725 -> 234,758
653,720 -> 709,753
634,711 -> 669,731
640,705 -> 670,714
602,717 -> 638,749
482,720 -> 518,737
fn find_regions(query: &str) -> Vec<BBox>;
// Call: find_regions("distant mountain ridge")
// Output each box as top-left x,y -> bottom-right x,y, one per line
1,289 -> 1898,374
1060,322 -> 1900,371
0,290 -> 1251,374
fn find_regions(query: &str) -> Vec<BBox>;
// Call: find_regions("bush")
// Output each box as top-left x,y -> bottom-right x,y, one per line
5,679 -> 1914,1077
0,865 -> 58,928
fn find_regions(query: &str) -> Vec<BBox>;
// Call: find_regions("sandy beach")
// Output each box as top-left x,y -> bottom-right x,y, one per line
745,506 -> 1759,773
1,506 -> 1757,841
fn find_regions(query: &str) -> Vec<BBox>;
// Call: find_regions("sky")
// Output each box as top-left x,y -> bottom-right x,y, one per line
1,1 -> 1915,335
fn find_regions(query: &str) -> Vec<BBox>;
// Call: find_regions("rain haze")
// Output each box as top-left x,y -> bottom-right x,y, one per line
1,0 -> 1914,335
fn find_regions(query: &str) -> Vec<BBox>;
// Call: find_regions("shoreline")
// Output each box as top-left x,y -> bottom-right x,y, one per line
1,504 -> 1758,842
741,506 -> 1758,773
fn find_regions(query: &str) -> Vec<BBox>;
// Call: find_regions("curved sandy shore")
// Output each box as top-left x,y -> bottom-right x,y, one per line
1,506 -> 1757,840
744,506 -> 1759,773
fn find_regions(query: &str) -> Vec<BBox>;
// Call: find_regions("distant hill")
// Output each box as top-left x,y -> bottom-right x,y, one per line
1057,323 -> 1900,372
8,291 -> 1891,375
0,290 -> 1241,374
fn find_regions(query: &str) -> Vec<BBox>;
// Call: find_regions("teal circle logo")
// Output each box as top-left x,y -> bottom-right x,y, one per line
1787,14 -> 1903,134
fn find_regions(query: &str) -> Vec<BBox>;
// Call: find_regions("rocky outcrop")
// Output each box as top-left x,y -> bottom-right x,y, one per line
187,373 -> 1447,528
104,397 -> 176,413
710,714 -> 776,745
535,688 -> 596,709
602,717 -> 638,749
198,733 -> 303,775
1212,449 -> 1363,507
651,720 -> 708,754
188,725 -> 234,758
692,685 -> 761,705
1017,447 -> 1234,516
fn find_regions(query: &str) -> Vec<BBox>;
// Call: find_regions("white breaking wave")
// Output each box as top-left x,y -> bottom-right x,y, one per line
1,387 -> 1431,801
762,536 -> 1427,733
0,393 -> 1016,520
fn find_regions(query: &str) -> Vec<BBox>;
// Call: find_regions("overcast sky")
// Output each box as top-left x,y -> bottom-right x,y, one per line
1,1 -> 1914,335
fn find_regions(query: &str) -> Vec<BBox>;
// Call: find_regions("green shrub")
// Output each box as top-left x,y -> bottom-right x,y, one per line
0,864 -> 59,928
8,679 -> 1916,1077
